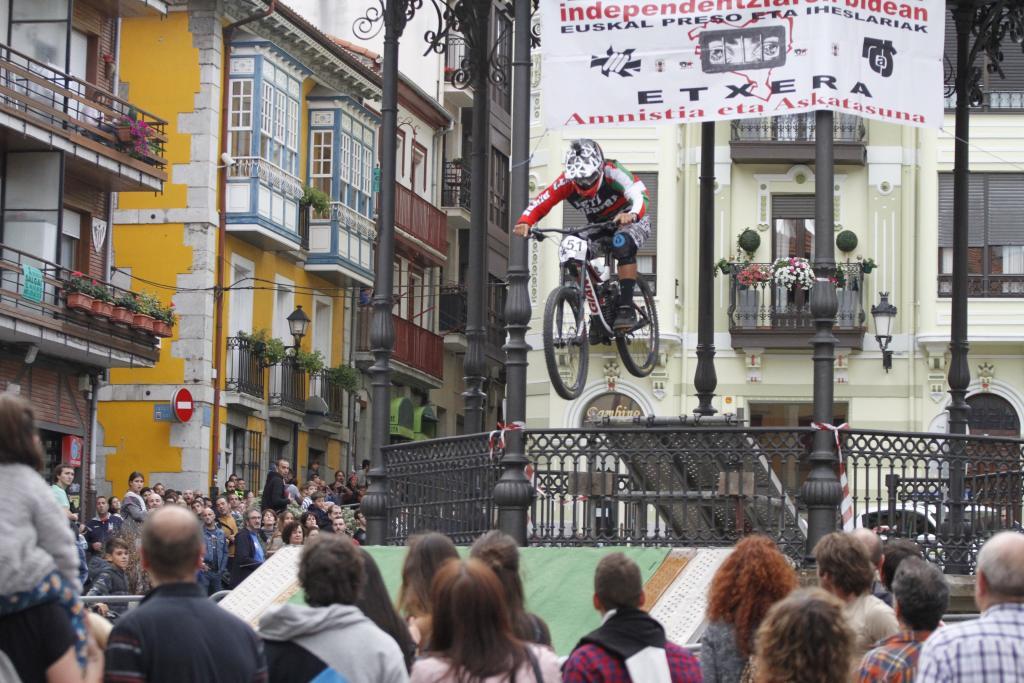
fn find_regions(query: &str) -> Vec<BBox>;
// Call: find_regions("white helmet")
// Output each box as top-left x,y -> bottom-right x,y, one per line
564,139 -> 605,197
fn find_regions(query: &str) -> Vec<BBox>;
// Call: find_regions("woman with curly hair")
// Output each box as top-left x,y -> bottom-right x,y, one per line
700,535 -> 798,682
753,588 -> 855,683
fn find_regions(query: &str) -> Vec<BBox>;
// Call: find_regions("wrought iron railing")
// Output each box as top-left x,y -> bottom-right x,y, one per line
384,433 -> 496,544
225,336 -> 266,399
269,357 -> 307,412
0,242 -> 160,359
227,156 -> 304,199
309,370 -> 345,423
380,426 -> 1024,571
438,283 -> 505,348
727,262 -> 866,332
442,161 -> 471,210
944,90 -> 1024,111
938,273 -> 1024,298
0,42 -> 167,174
731,113 -> 865,142
444,36 -> 469,83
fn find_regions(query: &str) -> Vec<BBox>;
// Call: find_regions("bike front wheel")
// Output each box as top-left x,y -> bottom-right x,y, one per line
543,285 -> 589,400
616,276 -> 659,377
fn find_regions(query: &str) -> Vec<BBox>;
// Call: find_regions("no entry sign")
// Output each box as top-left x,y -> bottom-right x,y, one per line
172,387 -> 195,423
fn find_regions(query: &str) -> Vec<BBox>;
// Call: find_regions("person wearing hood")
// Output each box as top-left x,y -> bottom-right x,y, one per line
259,533 -> 409,683
261,459 -> 291,514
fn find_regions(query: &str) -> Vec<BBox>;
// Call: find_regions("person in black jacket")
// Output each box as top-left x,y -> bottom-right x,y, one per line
260,459 -> 290,514
86,537 -> 131,618
103,506 -> 266,682
232,508 -> 266,589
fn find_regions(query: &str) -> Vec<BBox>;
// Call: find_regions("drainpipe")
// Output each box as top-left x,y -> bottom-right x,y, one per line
212,0 -> 279,494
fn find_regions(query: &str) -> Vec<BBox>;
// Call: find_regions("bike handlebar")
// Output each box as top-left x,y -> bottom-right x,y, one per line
528,221 -> 616,241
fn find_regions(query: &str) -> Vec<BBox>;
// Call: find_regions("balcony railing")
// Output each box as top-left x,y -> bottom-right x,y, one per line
0,243 -> 161,363
727,262 -> 866,348
309,370 -> 345,423
442,162 -> 471,210
938,274 -> 1024,298
439,284 -> 506,349
225,336 -> 266,399
444,36 -> 469,84
394,183 -> 448,255
731,113 -> 865,142
269,358 -> 307,412
944,90 -> 1024,111
0,42 -> 167,175
356,308 -> 444,380
227,156 -> 304,199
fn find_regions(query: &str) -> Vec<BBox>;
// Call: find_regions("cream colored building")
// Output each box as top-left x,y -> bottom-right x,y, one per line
523,36 -> 1024,440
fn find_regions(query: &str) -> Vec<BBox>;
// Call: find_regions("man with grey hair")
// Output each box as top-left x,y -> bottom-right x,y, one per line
103,506 -> 266,682
917,531 -> 1024,682
856,557 -> 948,681
851,528 -> 893,606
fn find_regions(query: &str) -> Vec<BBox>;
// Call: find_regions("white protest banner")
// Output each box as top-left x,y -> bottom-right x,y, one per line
541,0 -> 945,129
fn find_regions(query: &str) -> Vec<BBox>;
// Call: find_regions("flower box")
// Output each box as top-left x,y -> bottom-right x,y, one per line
132,313 -> 155,333
91,299 -> 114,319
114,126 -> 133,144
111,306 -> 134,325
152,320 -> 173,338
66,292 -> 95,313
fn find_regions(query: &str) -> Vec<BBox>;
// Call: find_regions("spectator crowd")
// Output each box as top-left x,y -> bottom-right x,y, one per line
0,392 -> 1022,683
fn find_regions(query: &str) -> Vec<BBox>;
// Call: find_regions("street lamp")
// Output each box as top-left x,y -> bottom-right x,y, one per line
870,292 -> 897,372
286,305 -> 310,349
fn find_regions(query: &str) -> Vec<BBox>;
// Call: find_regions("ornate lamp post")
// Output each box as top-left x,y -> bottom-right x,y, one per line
870,293 -> 897,372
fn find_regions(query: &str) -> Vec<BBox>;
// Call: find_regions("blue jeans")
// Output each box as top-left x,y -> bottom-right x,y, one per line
198,570 -> 223,595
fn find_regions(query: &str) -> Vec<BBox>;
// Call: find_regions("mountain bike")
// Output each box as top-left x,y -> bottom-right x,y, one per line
530,222 -> 659,400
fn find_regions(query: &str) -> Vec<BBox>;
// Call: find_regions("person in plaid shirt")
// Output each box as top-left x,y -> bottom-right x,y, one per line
562,553 -> 702,683
916,532 -> 1024,683
857,557 -> 949,682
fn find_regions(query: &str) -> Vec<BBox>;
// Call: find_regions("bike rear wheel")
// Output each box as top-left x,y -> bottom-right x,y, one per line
543,285 -> 589,400
616,276 -> 659,377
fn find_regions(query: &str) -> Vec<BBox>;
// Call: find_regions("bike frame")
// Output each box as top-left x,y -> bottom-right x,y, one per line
566,258 -> 614,336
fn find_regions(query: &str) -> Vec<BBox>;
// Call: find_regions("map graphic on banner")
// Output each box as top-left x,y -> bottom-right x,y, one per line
541,0 -> 945,129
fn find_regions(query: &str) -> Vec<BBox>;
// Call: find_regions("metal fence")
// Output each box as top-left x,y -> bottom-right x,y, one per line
381,426 -> 1024,570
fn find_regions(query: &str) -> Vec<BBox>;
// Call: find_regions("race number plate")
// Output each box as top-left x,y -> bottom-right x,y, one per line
559,235 -> 587,263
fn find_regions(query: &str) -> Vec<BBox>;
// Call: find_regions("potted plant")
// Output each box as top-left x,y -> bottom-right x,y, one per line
294,349 -> 325,375
772,257 -> 815,291
152,303 -> 176,338
112,292 -> 138,325
736,262 -> 771,289
132,292 -> 160,333
64,272 -> 97,312
115,114 -> 159,162
831,266 -> 848,289
859,256 -> 877,274
714,257 -> 732,277
300,186 -> 331,215
90,284 -> 115,319
737,228 -> 761,258
835,230 -> 858,253
326,364 -> 361,393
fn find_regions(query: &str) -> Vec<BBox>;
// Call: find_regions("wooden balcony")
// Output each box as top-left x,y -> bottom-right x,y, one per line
730,113 -> 866,165
0,243 -> 161,367
356,308 -> 444,385
727,262 -> 867,349
0,42 -> 167,192
394,183 -> 448,264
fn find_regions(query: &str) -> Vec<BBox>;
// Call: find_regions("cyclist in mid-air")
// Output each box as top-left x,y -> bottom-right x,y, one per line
514,139 -> 650,334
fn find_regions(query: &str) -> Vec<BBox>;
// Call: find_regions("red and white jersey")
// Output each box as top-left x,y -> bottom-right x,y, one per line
517,160 -> 648,227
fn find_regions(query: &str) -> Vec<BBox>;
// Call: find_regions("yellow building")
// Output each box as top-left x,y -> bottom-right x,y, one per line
97,1 -> 382,497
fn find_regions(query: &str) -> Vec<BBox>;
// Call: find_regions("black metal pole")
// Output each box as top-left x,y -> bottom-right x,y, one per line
693,121 -> 718,416
945,1 -> 973,571
495,0 -> 533,545
461,10 -> 492,434
363,0 -> 405,546
802,110 -> 842,563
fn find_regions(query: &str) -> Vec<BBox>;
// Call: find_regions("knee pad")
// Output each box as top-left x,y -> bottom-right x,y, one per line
611,232 -> 637,265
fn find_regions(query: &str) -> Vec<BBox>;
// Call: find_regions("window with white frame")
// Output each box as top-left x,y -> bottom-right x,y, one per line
363,140 -> 373,196
352,144 -> 363,195
260,81 -> 274,160
246,63 -> 300,176
228,79 -> 253,160
412,143 -> 427,195
310,130 -> 333,210
340,133 -> 352,183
